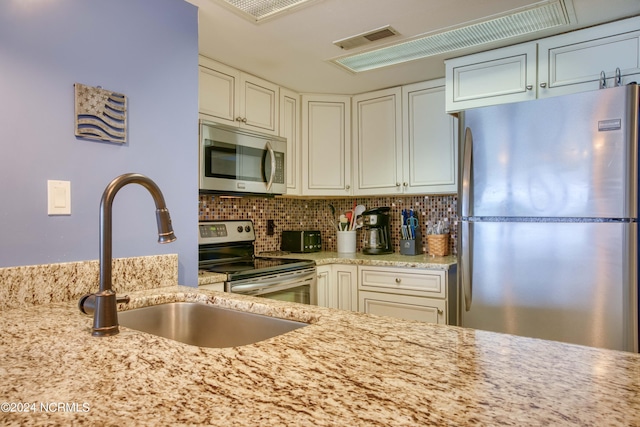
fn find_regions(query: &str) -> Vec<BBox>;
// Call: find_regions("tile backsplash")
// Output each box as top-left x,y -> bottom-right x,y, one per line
199,194 -> 458,255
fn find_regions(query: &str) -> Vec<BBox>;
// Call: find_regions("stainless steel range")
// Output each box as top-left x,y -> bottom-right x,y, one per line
198,220 -> 317,305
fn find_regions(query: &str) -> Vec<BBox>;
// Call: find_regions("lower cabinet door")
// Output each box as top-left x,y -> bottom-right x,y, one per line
359,291 -> 446,324
316,266 -> 331,308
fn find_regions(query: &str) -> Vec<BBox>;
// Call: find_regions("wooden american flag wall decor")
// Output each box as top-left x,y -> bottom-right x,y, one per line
74,83 -> 127,143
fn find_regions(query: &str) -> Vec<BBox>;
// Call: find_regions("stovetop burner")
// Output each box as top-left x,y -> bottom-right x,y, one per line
198,220 -> 315,282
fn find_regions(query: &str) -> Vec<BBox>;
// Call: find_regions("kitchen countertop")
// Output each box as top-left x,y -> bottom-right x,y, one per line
258,251 -> 457,269
198,252 -> 456,286
2,285 -> 639,426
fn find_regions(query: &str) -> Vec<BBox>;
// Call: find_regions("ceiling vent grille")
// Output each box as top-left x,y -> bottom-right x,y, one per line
215,0 -> 320,23
334,26 -> 399,50
331,0 -> 574,72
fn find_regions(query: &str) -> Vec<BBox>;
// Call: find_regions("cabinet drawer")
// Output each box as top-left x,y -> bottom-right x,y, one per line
359,267 -> 445,298
359,291 -> 446,324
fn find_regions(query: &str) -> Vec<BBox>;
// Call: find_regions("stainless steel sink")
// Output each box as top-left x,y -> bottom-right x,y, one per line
118,302 -> 307,348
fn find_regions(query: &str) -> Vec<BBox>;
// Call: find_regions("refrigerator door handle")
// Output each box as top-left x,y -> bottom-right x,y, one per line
460,127 -> 473,218
461,221 -> 473,311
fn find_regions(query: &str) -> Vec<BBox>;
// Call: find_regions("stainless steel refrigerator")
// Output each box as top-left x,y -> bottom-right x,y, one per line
458,84 -> 639,352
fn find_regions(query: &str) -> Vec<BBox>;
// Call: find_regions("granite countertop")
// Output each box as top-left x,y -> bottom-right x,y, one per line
2,285 -> 639,426
258,251 -> 457,270
198,252 -> 456,286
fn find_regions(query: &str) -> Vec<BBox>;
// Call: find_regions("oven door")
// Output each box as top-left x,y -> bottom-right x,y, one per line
227,267 -> 317,305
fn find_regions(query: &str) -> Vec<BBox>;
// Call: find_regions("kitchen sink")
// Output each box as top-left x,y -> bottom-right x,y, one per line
118,302 -> 307,348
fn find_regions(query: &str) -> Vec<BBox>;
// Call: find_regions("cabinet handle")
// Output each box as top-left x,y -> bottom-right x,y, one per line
438,309 -> 443,314
526,85 -> 533,91
403,182 -> 408,187
345,184 -> 350,190
539,82 -> 547,88
396,182 -> 401,187
395,277 -> 401,283
242,117 -> 247,123
235,116 -> 243,122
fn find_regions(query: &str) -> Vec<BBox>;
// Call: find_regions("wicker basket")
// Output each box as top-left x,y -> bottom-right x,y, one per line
427,234 -> 450,256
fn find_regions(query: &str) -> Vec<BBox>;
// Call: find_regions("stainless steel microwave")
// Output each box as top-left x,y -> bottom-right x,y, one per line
199,120 -> 287,195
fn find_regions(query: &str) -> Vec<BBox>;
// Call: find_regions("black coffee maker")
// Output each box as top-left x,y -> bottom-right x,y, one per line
362,207 -> 392,254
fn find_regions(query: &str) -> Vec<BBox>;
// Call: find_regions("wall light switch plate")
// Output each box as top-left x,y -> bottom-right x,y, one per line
48,180 -> 71,215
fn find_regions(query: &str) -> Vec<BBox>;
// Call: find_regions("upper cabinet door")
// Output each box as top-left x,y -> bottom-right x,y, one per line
280,87 -> 301,195
352,87 -> 403,195
537,17 -> 640,98
198,56 -> 279,135
402,80 -> 457,194
445,43 -> 537,113
239,74 -> 279,135
199,59 -> 238,125
301,94 -> 352,196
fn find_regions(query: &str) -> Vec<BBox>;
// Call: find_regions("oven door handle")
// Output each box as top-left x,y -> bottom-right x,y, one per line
231,273 -> 314,295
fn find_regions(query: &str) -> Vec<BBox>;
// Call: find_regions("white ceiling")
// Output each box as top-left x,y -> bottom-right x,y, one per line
185,0 -> 640,95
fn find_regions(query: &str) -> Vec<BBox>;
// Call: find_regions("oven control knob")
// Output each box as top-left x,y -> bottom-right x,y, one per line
245,225 -> 251,232
237,226 -> 243,233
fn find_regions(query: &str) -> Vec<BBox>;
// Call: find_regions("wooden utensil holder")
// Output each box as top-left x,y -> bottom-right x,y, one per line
427,234 -> 450,256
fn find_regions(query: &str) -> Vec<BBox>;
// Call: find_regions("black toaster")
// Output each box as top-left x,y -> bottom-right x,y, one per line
281,230 -> 322,253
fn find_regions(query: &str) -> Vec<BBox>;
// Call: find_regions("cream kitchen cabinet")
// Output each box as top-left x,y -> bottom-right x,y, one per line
199,56 -> 279,135
358,265 -> 457,325
301,94 -> 352,196
445,16 -> 640,112
352,87 -> 403,195
402,80 -> 457,194
280,87 -> 301,194
359,291 -> 446,324
537,17 -> 640,98
316,264 -> 358,311
352,81 -> 457,196
316,265 -> 331,307
445,42 -> 537,112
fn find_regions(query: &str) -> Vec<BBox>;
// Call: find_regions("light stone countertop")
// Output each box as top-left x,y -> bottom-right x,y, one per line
197,270 -> 227,285
258,251 -> 457,269
1,285 -> 639,426
198,252 -> 456,286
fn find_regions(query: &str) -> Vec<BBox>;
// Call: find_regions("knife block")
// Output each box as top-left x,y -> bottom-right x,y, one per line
400,231 -> 423,256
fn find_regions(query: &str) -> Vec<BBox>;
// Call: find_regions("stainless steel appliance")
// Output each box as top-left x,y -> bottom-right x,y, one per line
281,230 -> 322,253
362,207 -> 392,254
199,120 -> 287,195
459,84 -> 639,352
199,220 -> 317,304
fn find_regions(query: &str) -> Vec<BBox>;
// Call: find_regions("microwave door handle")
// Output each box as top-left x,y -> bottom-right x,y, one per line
265,141 -> 276,191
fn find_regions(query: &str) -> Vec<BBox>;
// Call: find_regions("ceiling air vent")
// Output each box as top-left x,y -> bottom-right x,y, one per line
334,26 -> 399,50
331,0 -> 574,72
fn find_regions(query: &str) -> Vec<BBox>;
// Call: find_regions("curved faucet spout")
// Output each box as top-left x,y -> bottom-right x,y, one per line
81,173 -> 177,337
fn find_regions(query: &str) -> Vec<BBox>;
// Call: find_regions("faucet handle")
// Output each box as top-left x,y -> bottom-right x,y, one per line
78,293 -> 130,315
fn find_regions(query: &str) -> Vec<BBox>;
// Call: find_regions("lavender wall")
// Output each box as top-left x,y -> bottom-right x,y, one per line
0,0 -> 199,285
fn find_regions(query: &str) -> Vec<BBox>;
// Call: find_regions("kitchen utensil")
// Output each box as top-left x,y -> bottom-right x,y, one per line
351,204 -> 366,229
328,204 -> 339,231
339,214 -> 349,231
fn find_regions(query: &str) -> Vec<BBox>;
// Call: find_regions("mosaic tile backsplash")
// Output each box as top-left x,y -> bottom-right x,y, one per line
199,194 -> 458,255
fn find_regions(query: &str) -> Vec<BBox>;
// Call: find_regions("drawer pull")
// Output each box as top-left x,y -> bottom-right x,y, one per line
438,309 -> 443,314
395,278 -> 401,283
